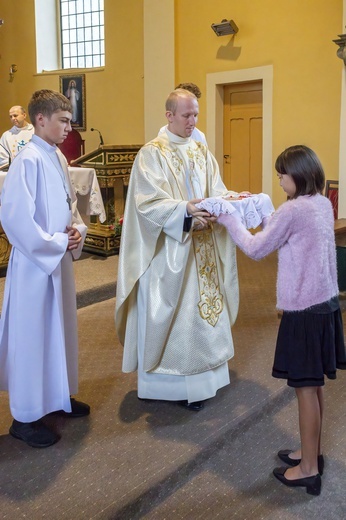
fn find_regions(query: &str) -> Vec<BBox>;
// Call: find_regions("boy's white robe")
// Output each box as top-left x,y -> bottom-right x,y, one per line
0,135 -> 87,422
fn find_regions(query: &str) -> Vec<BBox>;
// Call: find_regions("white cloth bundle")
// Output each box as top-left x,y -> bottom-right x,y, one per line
196,193 -> 275,229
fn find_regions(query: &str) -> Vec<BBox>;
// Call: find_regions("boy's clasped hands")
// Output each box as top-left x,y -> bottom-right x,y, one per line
66,226 -> 82,250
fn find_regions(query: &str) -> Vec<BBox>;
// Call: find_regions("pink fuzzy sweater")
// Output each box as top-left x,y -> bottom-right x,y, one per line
218,194 -> 339,311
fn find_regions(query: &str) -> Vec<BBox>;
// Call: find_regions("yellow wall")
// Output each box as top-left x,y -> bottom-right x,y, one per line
0,0 -> 145,151
0,0 -> 343,206
175,0 -> 343,205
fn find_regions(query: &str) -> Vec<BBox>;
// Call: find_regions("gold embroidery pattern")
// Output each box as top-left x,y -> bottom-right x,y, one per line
156,142 -> 183,177
193,229 -> 223,327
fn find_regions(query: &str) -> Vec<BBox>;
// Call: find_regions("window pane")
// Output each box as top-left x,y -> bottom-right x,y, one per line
70,29 -> 77,43
68,2 -> 76,15
61,17 -> 69,30
70,43 -> 77,56
76,0 -> 84,14
92,26 -> 100,40
84,13 -> 92,27
63,57 -> 71,69
78,56 -> 86,68
63,31 -> 70,43
86,55 -> 93,68
76,14 -> 84,27
69,15 -> 77,29
85,41 -> 92,54
77,28 -> 84,41
61,3 -> 69,16
93,55 -> 101,67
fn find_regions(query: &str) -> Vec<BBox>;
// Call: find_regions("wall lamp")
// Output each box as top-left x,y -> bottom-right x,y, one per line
333,34 -> 346,65
9,64 -> 18,82
211,19 -> 239,37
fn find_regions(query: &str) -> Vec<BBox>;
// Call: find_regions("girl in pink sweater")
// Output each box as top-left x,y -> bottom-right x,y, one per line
218,145 -> 346,496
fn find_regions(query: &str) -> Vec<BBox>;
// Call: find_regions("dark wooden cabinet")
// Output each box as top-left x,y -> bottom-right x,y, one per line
71,144 -> 141,255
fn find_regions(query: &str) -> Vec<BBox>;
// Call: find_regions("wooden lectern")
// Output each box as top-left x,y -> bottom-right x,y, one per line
71,144 -> 142,256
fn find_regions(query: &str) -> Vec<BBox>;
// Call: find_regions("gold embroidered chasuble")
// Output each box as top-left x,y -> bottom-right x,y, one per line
116,130 -> 239,375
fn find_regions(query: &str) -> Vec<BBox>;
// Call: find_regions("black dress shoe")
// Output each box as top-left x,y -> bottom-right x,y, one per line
9,419 -> 60,448
55,398 -> 90,418
273,466 -> 321,496
178,400 -> 204,411
278,449 -> 324,475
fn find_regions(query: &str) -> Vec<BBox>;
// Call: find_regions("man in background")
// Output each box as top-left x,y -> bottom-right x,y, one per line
0,105 -> 34,168
158,82 -> 207,144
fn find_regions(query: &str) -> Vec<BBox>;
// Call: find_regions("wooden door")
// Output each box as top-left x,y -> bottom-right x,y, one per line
223,81 -> 263,193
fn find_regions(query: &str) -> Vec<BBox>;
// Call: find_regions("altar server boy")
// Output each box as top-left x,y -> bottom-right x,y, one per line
0,89 -> 90,448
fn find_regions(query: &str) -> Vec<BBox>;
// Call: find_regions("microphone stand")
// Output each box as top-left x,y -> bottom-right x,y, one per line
90,128 -> 104,147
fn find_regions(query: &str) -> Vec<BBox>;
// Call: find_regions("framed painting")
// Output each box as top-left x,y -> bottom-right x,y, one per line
325,180 -> 338,220
59,74 -> 86,131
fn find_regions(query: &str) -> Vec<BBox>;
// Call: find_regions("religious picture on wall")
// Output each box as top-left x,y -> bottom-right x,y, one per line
59,74 -> 86,131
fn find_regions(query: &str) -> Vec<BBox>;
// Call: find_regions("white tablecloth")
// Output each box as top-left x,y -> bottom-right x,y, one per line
68,167 -> 106,223
196,193 -> 275,229
0,169 -> 106,224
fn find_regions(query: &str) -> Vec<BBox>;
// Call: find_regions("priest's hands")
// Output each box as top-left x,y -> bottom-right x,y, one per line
186,199 -> 217,230
66,226 -> 82,250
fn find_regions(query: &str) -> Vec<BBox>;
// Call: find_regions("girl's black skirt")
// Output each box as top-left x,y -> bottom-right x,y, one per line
272,296 -> 346,387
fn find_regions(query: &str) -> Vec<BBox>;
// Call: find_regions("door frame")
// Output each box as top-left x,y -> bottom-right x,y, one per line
206,65 -> 273,197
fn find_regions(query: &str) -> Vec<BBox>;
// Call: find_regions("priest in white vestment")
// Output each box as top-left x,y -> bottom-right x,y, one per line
115,89 -> 243,410
0,90 -> 89,447
159,82 -> 207,145
0,105 -> 34,168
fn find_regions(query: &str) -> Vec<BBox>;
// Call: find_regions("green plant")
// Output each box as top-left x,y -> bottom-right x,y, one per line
109,215 -> 124,236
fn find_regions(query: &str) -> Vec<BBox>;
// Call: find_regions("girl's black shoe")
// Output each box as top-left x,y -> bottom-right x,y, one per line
273,466 -> 321,496
278,449 -> 324,475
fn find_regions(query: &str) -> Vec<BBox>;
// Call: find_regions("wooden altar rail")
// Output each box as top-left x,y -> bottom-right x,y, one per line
334,218 -> 346,236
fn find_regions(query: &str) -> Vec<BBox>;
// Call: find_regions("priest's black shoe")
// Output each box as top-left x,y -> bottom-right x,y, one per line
9,419 -> 60,448
55,397 -> 90,418
178,400 -> 204,411
278,449 -> 324,475
273,466 -> 321,496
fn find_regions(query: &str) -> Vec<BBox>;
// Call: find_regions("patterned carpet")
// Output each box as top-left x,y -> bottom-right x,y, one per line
0,251 -> 345,519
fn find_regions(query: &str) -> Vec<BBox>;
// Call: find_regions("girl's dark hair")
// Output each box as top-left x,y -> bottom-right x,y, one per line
275,145 -> 325,198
